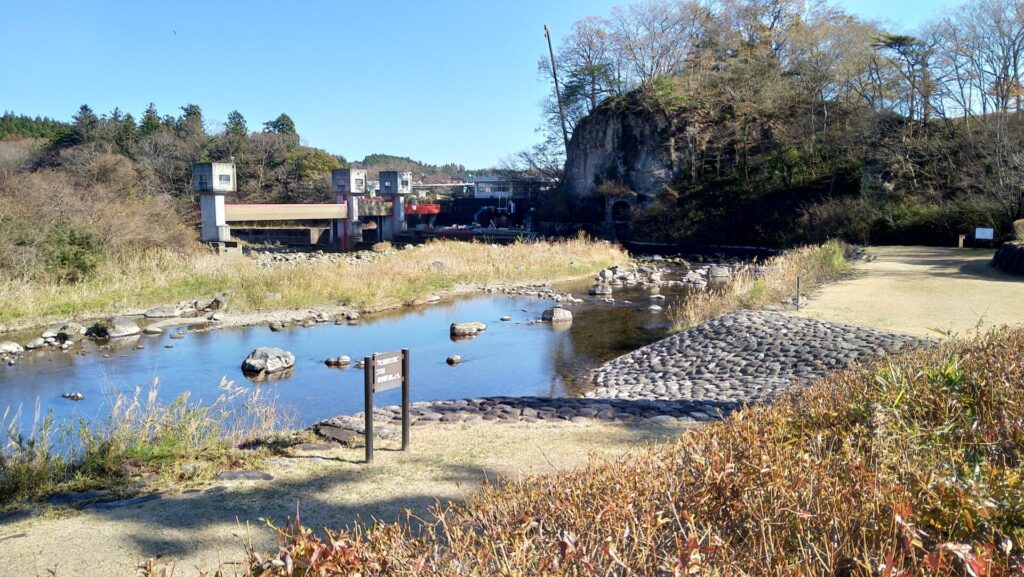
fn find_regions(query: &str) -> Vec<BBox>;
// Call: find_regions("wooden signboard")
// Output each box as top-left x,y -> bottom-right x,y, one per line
372,351 -> 404,392
363,349 -> 410,463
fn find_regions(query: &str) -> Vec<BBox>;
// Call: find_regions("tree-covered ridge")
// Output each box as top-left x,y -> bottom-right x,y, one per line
0,112 -> 70,140
542,0 -> 1024,245
30,104 -> 348,205
3,103 -> 494,202
355,153 -> 493,181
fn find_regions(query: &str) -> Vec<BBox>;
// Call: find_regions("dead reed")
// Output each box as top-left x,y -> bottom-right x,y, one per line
670,241 -> 850,329
0,236 -> 625,327
0,377 -> 285,506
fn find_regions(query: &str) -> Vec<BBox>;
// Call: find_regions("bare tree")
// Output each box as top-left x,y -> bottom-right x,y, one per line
609,0 -> 709,85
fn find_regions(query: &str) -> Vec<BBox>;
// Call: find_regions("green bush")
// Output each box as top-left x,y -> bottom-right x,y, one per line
44,224 -> 104,282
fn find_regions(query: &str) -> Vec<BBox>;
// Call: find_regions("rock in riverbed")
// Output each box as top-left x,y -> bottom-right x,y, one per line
144,305 -> 181,319
0,341 -> 24,354
42,321 -> 85,341
541,307 -> 573,323
89,316 -> 141,338
708,265 -> 731,279
589,283 -> 613,295
241,347 -> 295,375
325,355 -> 351,368
450,321 -> 487,337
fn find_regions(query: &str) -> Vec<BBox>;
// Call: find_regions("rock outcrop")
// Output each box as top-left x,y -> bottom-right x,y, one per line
563,92 -> 676,199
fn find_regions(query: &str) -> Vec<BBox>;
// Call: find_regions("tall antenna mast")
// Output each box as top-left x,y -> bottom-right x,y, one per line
544,24 -> 570,152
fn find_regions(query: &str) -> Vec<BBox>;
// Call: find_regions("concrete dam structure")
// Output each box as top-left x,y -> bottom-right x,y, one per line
195,162 -> 417,250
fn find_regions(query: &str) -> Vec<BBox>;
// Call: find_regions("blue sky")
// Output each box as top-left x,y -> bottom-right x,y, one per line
1,0 -> 954,168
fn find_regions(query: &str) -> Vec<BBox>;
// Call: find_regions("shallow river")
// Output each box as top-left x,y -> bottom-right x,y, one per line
0,280 -> 685,432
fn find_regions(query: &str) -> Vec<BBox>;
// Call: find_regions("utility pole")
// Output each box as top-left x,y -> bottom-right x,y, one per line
544,24 -> 570,152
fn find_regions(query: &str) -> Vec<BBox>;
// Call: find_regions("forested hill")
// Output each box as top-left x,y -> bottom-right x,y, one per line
542,0 -> 1024,247
0,103 -> 477,282
2,104 -> 485,203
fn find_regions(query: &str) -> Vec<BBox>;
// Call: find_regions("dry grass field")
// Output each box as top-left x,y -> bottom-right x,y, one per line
0,237 -> 625,329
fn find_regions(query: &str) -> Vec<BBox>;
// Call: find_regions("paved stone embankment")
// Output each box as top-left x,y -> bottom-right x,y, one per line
316,311 -> 932,437
316,397 -> 717,441
587,310 -> 931,405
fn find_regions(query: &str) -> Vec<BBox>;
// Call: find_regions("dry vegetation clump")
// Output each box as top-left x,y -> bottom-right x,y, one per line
670,241 -> 850,329
0,140 -> 196,283
0,378 -> 285,507
241,328 -> 1024,576
0,236 -> 625,326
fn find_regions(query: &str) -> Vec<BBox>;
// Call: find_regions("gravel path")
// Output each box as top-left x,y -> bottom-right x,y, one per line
587,310 -> 931,405
791,246 -> 1023,337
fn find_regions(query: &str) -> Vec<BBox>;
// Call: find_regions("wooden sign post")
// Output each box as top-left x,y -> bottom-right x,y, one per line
363,348 -> 410,463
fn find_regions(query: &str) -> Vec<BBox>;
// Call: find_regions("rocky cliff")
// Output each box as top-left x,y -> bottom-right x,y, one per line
563,93 -> 676,199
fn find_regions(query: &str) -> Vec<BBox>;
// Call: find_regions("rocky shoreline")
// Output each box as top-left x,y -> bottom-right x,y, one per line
0,251 -> 709,364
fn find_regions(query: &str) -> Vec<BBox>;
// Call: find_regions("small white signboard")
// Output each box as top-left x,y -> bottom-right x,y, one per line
975,227 -> 995,240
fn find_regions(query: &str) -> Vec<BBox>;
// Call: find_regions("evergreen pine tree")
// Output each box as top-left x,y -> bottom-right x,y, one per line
178,104 -> 205,138
71,104 -> 99,144
116,112 -> 137,154
263,113 -> 296,135
225,110 -> 247,138
139,103 -> 161,136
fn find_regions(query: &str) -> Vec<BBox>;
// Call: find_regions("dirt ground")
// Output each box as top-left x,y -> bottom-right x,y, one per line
791,246 -> 1024,337
0,420 -> 688,577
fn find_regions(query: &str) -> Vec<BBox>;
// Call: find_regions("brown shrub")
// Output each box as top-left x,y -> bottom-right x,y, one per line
240,328 -> 1024,576
0,166 -> 197,280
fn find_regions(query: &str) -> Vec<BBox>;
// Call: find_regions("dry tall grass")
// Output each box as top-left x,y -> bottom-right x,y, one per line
1,378 -> 284,506
0,236 -> 626,327
241,328 -> 1024,576
670,241 -> 850,329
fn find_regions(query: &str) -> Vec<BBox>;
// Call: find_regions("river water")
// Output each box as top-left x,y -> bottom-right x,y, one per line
0,280 -> 686,432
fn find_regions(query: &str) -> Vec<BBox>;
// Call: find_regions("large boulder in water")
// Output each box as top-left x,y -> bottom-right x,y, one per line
107,318 -> 141,338
589,283 -> 613,295
90,316 -> 140,338
450,322 -> 487,337
42,321 -> 86,341
242,347 -> 296,375
542,307 -> 573,323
